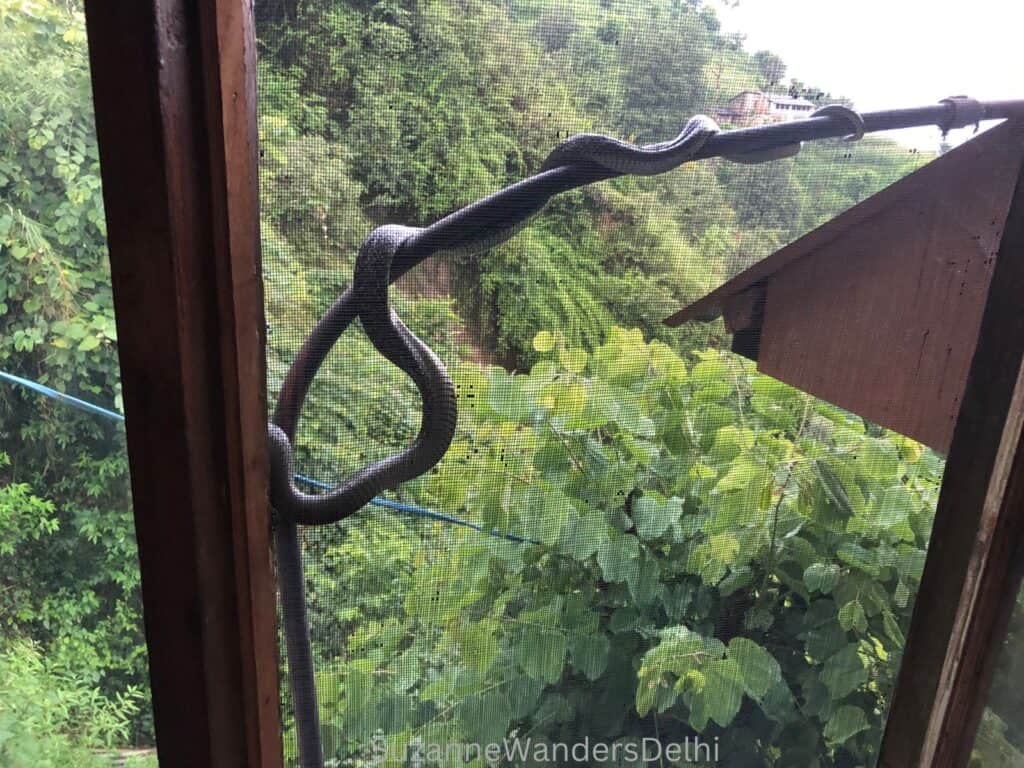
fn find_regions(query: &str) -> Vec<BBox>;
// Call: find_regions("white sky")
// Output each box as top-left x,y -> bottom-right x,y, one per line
713,0 -> 1024,149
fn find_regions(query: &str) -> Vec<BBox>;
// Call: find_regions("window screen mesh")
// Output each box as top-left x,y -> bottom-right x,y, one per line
971,582 -> 1024,766
256,3 -> 950,765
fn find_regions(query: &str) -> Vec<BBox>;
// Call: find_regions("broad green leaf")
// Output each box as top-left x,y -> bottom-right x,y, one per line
633,495 -> 680,540
715,457 -> 763,493
728,637 -> 782,700
855,437 -> 900,480
823,704 -> 870,744
689,657 -> 744,729
804,563 -> 841,594
691,355 -> 727,389
837,542 -> 880,576
709,425 -> 753,464
77,335 -> 100,351
458,690 -> 512,744
881,610 -> 905,646
506,675 -> 545,719
558,511 -> 607,560
487,369 -> 534,421
626,550 -> 662,605
636,676 -> 661,718
718,565 -> 753,596
821,645 -> 868,700
597,533 -> 640,583
533,330 -> 555,352
814,460 -> 854,518
570,634 -> 610,681
515,627 -> 568,684
559,346 -> 588,373
894,580 -> 911,608
458,620 -> 499,672
535,491 -> 571,545
838,600 -> 868,634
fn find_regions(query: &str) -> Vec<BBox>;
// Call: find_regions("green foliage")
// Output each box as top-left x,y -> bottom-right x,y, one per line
0,0 -> 149,742
0,641 -> 145,767
0,451 -> 58,554
257,0 -> 929,369
753,50 -> 787,89
295,330 -> 942,765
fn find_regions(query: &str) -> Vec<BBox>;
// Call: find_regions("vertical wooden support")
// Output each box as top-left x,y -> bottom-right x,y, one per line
84,0 -> 283,765
879,145 -> 1024,765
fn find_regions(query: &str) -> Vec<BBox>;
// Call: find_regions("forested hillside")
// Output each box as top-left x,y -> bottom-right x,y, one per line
2,0 -> 1021,766
256,0 -> 922,369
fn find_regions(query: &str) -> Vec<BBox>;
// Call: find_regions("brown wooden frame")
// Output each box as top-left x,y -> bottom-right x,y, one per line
879,146 -> 1024,765
84,0 -> 282,765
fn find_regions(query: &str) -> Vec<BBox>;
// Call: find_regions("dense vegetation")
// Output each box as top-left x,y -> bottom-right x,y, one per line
0,1 -> 153,762
2,0 -> 1022,765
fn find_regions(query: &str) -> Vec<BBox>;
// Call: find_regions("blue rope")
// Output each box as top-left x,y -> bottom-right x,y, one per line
292,472 -> 535,543
0,369 -> 533,544
0,370 -> 126,422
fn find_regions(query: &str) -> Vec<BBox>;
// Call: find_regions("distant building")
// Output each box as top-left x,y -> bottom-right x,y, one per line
714,90 -> 817,127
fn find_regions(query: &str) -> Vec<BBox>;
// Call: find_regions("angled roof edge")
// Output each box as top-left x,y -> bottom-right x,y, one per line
663,118 -> 1024,327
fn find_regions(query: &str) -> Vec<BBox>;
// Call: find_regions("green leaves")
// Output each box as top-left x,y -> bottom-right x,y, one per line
532,330 -> 556,353
486,369 -> 534,421
458,690 -> 512,744
597,532 -> 640,583
77,335 -> 100,352
804,563 -> 841,594
838,600 -> 868,634
821,645 -> 868,700
4,0 -> 956,759
632,495 -> 681,540
688,657 -> 744,729
637,630 -> 782,731
515,628 -> 568,685
687,531 -> 741,584
824,705 -> 870,745
569,634 -> 610,681
728,637 -> 782,700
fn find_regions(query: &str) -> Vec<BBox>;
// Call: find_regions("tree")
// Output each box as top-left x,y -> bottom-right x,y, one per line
0,0 -> 149,739
617,4 -> 714,143
753,49 -> 786,88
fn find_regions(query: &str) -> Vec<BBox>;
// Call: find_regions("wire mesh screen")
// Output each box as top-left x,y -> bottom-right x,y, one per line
256,2 -> 952,765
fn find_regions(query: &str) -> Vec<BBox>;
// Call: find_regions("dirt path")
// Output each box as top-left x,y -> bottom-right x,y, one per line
395,257 -> 497,366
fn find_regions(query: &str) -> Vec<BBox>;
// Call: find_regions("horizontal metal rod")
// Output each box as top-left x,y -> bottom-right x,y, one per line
393,98 -> 1024,280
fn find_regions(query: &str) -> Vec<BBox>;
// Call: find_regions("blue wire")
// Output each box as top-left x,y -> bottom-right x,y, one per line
0,370 -> 126,422
0,368 -> 532,544
293,473 -> 535,543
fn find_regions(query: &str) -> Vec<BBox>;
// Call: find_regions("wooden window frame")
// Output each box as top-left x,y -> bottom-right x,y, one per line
80,0 -> 1023,762
879,145 -> 1024,766
84,0 -> 282,765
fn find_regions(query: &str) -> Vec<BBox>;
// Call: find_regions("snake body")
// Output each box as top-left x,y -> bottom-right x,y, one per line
268,115 -> 729,526
269,225 -> 457,525
271,107 -> 868,768
541,114 -> 720,175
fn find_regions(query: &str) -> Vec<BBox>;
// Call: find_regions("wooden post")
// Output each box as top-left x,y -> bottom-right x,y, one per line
879,141 -> 1024,766
83,0 -> 282,765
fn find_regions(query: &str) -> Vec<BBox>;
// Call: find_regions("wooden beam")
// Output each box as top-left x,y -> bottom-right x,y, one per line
879,138 -> 1024,766
726,121 -> 1024,453
84,1 -> 282,766
663,120 -> 1024,329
